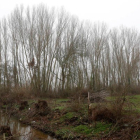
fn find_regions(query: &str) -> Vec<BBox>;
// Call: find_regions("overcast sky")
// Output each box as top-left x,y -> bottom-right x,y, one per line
0,0 -> 140,30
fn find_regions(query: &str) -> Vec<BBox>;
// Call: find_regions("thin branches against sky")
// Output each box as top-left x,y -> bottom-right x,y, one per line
0,0 -> 140,30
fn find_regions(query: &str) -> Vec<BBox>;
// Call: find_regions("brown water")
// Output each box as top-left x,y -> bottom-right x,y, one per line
0,111 -> 57,140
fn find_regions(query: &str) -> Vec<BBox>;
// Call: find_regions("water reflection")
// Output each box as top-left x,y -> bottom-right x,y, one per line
0,111 -> 56,140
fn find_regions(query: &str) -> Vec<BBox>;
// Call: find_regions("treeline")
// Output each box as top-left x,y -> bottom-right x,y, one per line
0,5 -> 140,94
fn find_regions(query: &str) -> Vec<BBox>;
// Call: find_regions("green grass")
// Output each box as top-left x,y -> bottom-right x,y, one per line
28,99 -> 36,104
93,122 -> 112,134
127,95 -> 140,112
132,130 -> 140,139
60,112 -> 77,122
73,125 -> 93,135
55,122 -> 112,138
106,94 -> 140,114
2,105 -> 7,109
14,104 -> 20,108
107,94 -> 140,104
55,126 -> 75,139
17,96 -> 140,139
128,95 -> 140,103
55,98 -> 70,103
64,112 -> 76,119
54,106 -> 65,110
73,122 -> 112,136
56,116 -> 112,134
51,98 -> 69,111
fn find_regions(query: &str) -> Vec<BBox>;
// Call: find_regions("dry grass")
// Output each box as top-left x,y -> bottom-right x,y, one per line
11,86 -> 33,98
88,94 -> 135,124
88,103 -> 115,123
69,97 -> 85,112
67,88 -> 90,112
0,86 -> 34,106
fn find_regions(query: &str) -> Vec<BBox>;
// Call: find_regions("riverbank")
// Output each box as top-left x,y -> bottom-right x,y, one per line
2,98 -> 93,139
1,93 -> 140,140
0,110 -> 55,140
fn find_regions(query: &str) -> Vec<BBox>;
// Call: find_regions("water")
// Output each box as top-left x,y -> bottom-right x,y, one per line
0,111 -> 57,140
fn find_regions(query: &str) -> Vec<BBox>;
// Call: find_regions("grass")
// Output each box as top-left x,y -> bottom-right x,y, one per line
127,95 -> 140,113
107,94 -> 140,104
92,122 -> 112,134
60,112 -> 77,122
73,122 -> 112,136
55,122 -> 112,138
13,104 -> 20,109
55,127 -> 75,139
3,93 -> 140,139
107,94 -> 140,113
28,99 -> 36,104
49,98 -> 70,111
55,98 -> 70,103
64,112 -> 77,119
128,95 -> 140,104
2,105 -> 7,109
54,106 -> 65,110
73,125 -> 94,135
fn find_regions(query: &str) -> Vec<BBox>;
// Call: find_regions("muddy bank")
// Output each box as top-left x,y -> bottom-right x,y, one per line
1,96 -> 140,140
0,110 -> 56,140
0,98 -> 112,140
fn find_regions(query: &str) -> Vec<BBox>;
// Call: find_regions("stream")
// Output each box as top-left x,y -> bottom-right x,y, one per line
0,111 -> 57,140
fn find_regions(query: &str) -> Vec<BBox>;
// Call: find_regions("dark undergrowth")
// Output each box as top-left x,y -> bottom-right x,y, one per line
1,87 -> 140,139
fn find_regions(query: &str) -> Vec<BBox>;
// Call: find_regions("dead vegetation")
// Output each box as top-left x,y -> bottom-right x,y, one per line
1,88 -> 140,139
1,4 -> 140,139
34,100 -> 51,116
19,101 -> 29,111
0,125 -> 13,140
88,104 -> 115,124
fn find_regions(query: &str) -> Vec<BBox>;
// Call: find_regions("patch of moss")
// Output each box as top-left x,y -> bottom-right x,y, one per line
77,104 -> 88,115
65,112 -> 76,119
54,106 -> 65,110
59,112 -> 77,122
93,122 -> 112,134
56,127 -> 75,139
2,105 -> 7,109
133,130 -> 140,139
73,125 -> 93,135
5,133 -> 9,137
55,98 -> 69,103
73,122 -> 112,136
28,100 -> 36,104
13,104 -> 20,109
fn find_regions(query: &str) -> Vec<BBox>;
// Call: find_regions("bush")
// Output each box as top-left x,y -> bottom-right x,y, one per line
88,95 -> 134,124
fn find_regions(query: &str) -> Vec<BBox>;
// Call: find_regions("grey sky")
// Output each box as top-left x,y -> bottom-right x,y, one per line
0,0 -> 140,30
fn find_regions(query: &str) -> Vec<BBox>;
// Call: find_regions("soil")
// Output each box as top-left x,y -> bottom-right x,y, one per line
1,95 -> 140,140
0,126 -> 13,139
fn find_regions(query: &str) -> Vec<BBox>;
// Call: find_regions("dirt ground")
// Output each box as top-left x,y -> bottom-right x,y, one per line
1,94 -> 140,140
